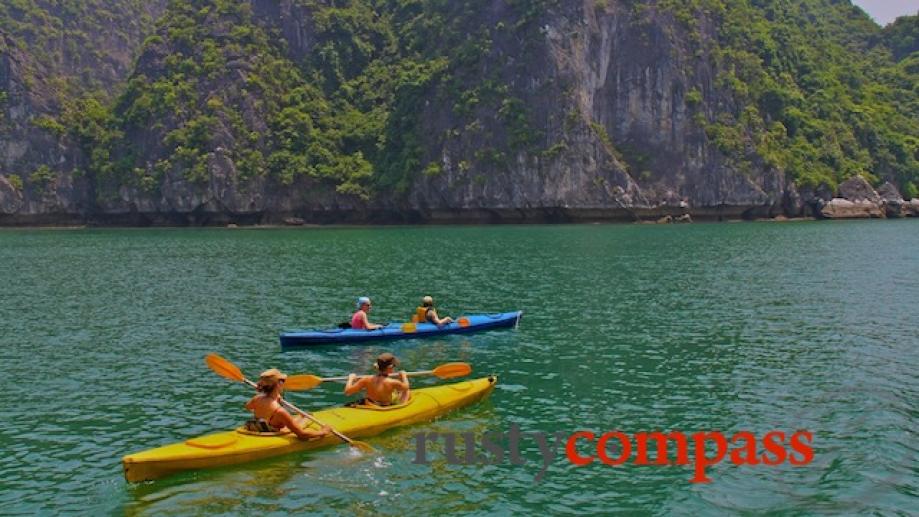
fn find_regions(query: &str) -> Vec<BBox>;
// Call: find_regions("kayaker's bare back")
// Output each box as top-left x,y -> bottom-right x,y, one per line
354,375 -> 409,405
345,353 -> 410,406
245,395 -> 286,429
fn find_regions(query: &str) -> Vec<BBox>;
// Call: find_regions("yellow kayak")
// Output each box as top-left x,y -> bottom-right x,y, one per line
123,376 -> 496,482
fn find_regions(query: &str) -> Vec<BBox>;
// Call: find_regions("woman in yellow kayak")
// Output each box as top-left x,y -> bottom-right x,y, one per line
344,353 -> 411,406
245,368 -> 332,438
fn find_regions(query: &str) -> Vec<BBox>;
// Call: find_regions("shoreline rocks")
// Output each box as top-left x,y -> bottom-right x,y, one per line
818,177 -> 916,220
1,171 -> 917,226
820,198 -> 884,219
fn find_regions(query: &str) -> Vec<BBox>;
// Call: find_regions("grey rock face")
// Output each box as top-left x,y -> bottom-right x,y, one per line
877,181 -> 905,218
815,177 -> 908,219
0,175 -> 23,214
908,199 -> 919,217
406,2 -> 787,221
838,176 -> 881,204
0,3 -> 168,224
877,181 -> 903,203
820,198 -> 884,219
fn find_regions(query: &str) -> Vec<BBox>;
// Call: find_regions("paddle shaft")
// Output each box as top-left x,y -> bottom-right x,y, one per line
242,379 -> 359,448
322,370 -> 434,382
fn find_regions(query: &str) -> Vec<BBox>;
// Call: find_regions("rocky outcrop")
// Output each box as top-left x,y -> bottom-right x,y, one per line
0,33 -> 72,184
820,198 -> 884,219
819,177 -> 918,219
877,181 -> 908,218
821,176 -> 884,219
838,176 -> 881,204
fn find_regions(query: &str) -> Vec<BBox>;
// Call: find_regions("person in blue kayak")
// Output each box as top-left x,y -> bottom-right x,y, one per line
414,295 -> 454,326
245,368 -> 332,438
344,352 -> 410,406
351,296 -> 383,330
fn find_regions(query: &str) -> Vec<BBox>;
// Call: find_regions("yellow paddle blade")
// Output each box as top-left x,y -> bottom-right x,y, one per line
205,353 -> 245,383
432,362 -> 472,379
284,374 -> 323,391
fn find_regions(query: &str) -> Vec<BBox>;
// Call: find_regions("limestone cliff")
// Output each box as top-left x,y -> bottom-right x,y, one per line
406,1 -> 787,221
0,0 -> 917,225
0,1 -> 166,223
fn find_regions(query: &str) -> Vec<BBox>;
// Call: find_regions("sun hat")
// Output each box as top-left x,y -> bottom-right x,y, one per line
357,296 -> 371,309
257,368 -> 287,389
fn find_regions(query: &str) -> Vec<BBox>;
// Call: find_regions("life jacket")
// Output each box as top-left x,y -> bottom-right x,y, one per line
413,306 -> 432,323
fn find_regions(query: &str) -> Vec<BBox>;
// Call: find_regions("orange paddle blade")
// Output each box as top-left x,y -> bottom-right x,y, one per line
284,374 -> 323,391
431,362 -> 472,379
205,353 -> 245,383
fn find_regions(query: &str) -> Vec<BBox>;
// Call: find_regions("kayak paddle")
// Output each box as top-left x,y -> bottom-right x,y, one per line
204,353 -> 375,453
285,362 -> 473,391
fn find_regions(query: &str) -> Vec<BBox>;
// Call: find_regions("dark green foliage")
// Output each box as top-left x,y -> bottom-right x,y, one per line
59,95 -> 125,178
904,181 -> 919,199
661,0 -> 919,190
0,0 -> 162,101
879,14 -> 919,61
7,173 -> 24,190
106,0 -> 461,196
29,164 -> 55,190
685,88 -> 703,108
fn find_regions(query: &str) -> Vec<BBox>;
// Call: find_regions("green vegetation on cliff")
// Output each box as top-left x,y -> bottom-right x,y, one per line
879,13 -> 919,60
3,0 -> 918,205
0,0 -> 163,99
661,1 -> 919,193
112,0 -> 382,193
98,0 -> 552,197
100,0 -> 452,198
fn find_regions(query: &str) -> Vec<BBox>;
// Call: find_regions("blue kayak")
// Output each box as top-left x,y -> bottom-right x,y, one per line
280,311 -> 522,348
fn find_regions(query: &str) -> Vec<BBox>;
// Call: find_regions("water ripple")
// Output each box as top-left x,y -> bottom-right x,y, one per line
0,221 -> 916,514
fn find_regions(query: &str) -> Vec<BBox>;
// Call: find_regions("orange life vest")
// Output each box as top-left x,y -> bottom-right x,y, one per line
413,306 -> 432,323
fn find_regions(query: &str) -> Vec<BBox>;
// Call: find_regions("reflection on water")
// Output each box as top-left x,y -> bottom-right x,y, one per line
1,221 -> 917,514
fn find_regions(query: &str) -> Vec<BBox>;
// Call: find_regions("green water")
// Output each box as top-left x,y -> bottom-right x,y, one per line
1,221 -> 916,515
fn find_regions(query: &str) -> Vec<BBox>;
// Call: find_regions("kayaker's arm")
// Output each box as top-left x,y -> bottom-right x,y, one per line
344,374 -> 366,396
358,312 -> 383,330
428,309 -> 454,326
277,409 -> 332,440
391,371 -> 410,392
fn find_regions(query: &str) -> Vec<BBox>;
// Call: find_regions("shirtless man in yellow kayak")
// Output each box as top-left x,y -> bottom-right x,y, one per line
344,353 -> 411,406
